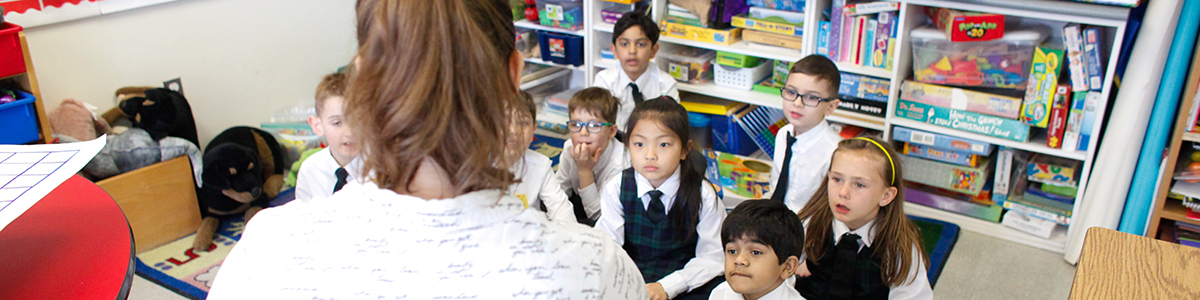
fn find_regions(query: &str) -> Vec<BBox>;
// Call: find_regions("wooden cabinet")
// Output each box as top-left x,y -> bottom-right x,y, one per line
3,27 -> 53,144
1146,37 -> 1200,241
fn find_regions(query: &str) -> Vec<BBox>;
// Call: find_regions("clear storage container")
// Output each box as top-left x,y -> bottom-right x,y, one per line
660,47 -> 716,84
910,26 -> 1045,89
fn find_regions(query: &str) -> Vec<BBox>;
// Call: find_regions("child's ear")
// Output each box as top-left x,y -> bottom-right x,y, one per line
650,43 -> 660,56
509,50 -> 524,89
880,186 -> 898,207
308,115 -> 325,136
824,98 -> 841,117
607,123 -> 619,139
780,255 -> 800,280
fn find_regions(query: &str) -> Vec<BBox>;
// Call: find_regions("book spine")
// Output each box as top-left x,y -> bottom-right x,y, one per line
862,19 -> 876,66
1078,91 -> 1100,151
840,11 -> 854,62
1047,86 -> 1071,149
895,100 -> 1032,142
1083,27 -> 1105,91
843,2 -> 900,15
1063,24 -> 1090,91
873,12 -> 895,69
829,0 -> 843,61
817,21 -> 831,57
995,147 -> 1014,197
837,96 -> 887,117
1062,91 -> 1087,150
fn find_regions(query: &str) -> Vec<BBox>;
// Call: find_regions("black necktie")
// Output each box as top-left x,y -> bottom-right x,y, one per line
770,135 -> 797,203
829,233 -> 861,300
629,83 -> 645,104
646,190 -> 666,224
333,167 -> 349,193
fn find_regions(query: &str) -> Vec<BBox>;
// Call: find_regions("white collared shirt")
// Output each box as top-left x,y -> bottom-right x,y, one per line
295,148 -> 353,202
596,167 -> 727,298
555,137 -> 630,221
801,218 -> 934,300
769,122 -> 843,213
593,63 -> 680,127
509,149 -> 576,223
208,180 -> 648,299
708,280 -> 808,300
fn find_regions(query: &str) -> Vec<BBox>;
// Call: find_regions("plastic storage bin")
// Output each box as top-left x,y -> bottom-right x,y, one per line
516,28 -> 540,59
711,111 -> 758,156
538,31 -> 584,66
537,0 -> 583,31
0,91 -> 40,144
715,51 -> 761,68
689,112 -> 712,149
601,1 -> 648,24
910,26 -> 1045,89
661,47 -> 716,84
715,62 -> 772,90
0,23 -> 27,79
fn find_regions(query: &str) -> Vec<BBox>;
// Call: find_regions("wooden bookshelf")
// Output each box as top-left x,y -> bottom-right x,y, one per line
1147,36 -> 1200,240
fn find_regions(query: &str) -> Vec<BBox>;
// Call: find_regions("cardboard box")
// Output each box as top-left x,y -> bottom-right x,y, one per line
926,7 -> 1005,42
840,73 -> 891,103
905,183 -> 1003,222
1027,155 -> 1081,186
743,29 -> 803,50
1022,47 -> 1064,128
662,22 -> 744,46
895,100 -> 1032,142
1002,210 -> 1057,238
900,154 -> 992,196
96,156 -> 201,253
892,126 -> 994,156
902,142 -> 981,167
899,80 -> 1023,119
732,14 -> 803,37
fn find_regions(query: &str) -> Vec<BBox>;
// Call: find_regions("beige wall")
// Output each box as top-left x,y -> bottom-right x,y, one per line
23,0 -> 357,148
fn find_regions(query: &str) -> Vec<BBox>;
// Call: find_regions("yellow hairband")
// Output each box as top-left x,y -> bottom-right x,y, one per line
853,137 -> 894,185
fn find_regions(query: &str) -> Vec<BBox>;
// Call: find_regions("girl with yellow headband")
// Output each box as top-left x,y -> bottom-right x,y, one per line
792,136 -> 933,300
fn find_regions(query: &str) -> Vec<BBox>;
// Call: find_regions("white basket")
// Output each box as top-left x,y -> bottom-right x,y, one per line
714,61 -> 772,90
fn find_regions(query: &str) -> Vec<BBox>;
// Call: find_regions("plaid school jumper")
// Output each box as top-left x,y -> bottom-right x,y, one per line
795,236 -> 889,300
620,168 -> 697,283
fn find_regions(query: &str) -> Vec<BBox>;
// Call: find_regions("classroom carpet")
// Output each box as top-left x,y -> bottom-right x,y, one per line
909,215 -> 960,287
133,189 -> 296,300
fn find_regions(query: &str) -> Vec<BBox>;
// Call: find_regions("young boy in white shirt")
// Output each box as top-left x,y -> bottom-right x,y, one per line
768,55 -> 844,213
710,200 -> 806,300
507,92 -> 576,222
295,72 -> 359,202
593,11 -> 679,127
555,87 -> 630,225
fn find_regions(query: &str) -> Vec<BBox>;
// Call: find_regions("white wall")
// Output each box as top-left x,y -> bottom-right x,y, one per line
23,0 -> 358,148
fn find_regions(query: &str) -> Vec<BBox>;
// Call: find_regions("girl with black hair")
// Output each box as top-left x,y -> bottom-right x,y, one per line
597,96 -> 727,300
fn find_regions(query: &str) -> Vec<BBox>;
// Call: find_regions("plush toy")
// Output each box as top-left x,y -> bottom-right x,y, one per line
48,99 -> 110,142
117,87 -> 200,147
194,126 -> 286,252
74,128 -> 203,184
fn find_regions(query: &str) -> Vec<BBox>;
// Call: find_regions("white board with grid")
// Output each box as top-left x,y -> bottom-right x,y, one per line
0,137 -> 105,232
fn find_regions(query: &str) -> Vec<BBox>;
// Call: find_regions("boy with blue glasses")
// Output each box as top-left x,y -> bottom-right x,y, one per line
555,87 -> 630,225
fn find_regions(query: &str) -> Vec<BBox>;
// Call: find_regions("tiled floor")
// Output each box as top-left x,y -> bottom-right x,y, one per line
128,230 -> 1077,300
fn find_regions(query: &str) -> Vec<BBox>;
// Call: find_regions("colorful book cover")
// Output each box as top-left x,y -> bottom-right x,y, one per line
899,80 -> 1023,119
899,154 -> 992,196
1047,86 -> 1071,149
843,1 -> 899,15
1083,27 -> 1105,91
892,126 -> 995,156
862,19 -> 876,66
732,14 -> 804,37
873,11 -> 894,69
895,100 -> 1032,142
1062,91 -> 1087,151
1027,155 -> 1080,187
1022,47 -> 1065,128
1078,91 -> 1100,151
839,72 -> 890,102
837,96 -> 887,117
902,142 -> 981,167
829,0 -> 843,61
817,21 -> 831,57
1063,24 -> 1090,92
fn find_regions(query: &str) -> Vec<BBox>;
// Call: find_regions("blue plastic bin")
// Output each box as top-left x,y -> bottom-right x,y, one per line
0,91 -> 39,145
711,112 -> 758,156
538,31 -> 584,66
688,112 -> 712,149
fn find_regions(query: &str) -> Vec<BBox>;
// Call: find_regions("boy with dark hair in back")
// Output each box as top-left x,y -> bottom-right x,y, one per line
710,200 -> 807,300
507,91 -> 576,223
593,11 -> 679,128
769,55 -> 844,213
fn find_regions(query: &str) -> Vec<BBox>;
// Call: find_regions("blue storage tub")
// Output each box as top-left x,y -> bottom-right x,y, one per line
0,91 -> 39,144
688,112 -> 712,150
538,31 -> 584,66
711,111 -> 758,156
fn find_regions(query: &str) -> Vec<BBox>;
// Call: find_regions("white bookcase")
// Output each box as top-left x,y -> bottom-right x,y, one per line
519,0 -> 1133,253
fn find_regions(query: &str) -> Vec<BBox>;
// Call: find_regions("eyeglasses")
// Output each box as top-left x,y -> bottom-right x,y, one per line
781,88 -> 836,107
567,120 -> 614,133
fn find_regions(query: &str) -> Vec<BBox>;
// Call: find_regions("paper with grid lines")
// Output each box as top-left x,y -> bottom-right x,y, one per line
0,136 -> 104,232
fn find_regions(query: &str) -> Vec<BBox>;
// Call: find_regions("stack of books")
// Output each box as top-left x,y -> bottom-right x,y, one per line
817,1 -> 899,70
732,5 -> 806,51
662,4 -> 744,46
996,153 -> 1081,226
893,126 -> 1003,222
1173,222 -> 1200,249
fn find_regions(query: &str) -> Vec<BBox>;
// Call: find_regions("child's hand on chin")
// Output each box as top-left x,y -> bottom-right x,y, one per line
646,282 -> 668,300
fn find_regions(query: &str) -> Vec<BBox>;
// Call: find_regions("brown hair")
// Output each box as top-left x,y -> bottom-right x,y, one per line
315,72 -> 348,116
795,136 -> 927,287
515,91 -> 536,120
788,54 -> 841,97
347,0 -> 520,194
568,87 -> 619,124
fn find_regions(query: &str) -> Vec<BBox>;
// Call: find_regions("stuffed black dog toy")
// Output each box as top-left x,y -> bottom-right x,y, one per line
193,126 -> 285,252
119,88 -> 200,147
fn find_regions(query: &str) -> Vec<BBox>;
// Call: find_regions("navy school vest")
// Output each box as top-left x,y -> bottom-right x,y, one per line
619,168 -> 698,283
